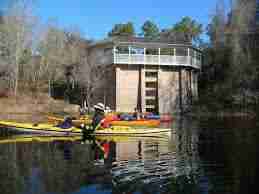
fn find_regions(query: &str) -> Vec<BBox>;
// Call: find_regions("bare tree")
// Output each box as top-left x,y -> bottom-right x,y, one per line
37,23 -> 68,97
229,0 -> 256,98
0,0 -> 37,96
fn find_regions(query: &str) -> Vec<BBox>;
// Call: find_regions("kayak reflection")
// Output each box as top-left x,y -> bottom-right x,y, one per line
82,134 -> 116,168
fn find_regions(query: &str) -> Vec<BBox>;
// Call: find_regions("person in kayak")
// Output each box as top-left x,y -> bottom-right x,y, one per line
92,103 -> 110,130
57,116 -> 73,129
133,107 -> 141,120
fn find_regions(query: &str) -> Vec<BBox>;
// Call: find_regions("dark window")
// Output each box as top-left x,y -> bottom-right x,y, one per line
256,12 -> 259,23
146,90 -> 156,96
145,82 -> 157,88
145,72 -> 157,77
146,99 -> 156,105
116,46 -> 129,54
189,49 -> 195,57
176,48 -> 188,56
146,48 -> 159,55
160,48 -> 174,55
146,108 -> 155,113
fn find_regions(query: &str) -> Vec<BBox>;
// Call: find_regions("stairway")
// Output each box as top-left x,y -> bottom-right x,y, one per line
143,69 -> 158,113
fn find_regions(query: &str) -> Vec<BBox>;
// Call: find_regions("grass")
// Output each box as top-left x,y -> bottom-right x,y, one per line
0,93 -> 80,123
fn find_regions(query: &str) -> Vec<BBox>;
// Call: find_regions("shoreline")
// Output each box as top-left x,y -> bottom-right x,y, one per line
0,96 -> 80,123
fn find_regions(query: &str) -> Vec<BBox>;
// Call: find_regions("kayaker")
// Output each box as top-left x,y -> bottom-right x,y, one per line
92,103 -> 110,130
133,107 -> 141,120
57,116 -> 73,129
79,106 -> 86,116
105,106 -> 112,113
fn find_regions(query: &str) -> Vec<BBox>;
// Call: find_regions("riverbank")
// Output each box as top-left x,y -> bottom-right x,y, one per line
186,104 -> 257,119
0,94 -> 80,123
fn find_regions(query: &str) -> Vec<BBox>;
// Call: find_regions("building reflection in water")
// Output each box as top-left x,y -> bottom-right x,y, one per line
0,117 -> 218,194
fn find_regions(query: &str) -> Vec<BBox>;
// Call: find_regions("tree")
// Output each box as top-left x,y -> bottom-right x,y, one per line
75,41 -> 109,111
207,0 -> 227,48
159,17 -> 203,44
141,20 -> 160,40
172,17 -> 203,44
0,0 -> 37,96
37,24 -> 68,97
108,22 -> 135,37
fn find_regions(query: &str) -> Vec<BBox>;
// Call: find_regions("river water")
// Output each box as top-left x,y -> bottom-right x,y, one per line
0,117 -> 258,194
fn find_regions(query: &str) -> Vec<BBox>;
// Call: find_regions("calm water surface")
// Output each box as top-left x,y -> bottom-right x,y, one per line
0,117 -> 259,194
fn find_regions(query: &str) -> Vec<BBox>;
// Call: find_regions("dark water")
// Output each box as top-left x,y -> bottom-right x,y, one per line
0,117 -> 259,194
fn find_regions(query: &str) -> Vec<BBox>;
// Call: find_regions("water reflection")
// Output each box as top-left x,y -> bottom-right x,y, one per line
0,117 -> 258,194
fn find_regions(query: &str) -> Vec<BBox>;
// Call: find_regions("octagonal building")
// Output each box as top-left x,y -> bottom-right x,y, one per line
88,37 -> 202,114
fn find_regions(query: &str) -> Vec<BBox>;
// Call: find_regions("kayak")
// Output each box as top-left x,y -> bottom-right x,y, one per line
47,116 -> 92,127
48,116 -> 160,127
110,120 -> 160,127
145,115 -> 160,120
0,121 -> 171,136
160,115 -> 173,122
0,135 -> 83,144
0,134 -> 170,144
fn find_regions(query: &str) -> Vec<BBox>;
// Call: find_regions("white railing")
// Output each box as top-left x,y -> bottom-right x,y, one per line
114,53 -> 201,69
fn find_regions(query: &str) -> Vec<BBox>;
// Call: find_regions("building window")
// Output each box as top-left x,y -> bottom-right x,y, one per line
196,52 -> 202,60
160,48 -> 174,55
145,82 -> 157,88
189,49 -> 195,57
256,0 -> 259,23
176,48 -> 188,56
131,47 -> 144,54
256,12 -> 259,24
146,90 -> 156,96
146,99 -> 156,106
145,72 -> 157,77
116,46 -> 129,54
146,48 -> 159,55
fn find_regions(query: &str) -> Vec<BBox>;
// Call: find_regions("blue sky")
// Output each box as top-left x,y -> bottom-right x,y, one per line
2,0 -> 228,40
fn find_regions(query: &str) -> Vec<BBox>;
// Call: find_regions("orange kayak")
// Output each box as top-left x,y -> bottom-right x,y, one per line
110,120 -> 160,127
47,116 -> 160,128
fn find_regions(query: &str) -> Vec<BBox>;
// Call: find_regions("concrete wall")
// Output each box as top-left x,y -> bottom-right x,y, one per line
158,68 -> 179,114
157,68 -> 199,114
116,65 -> 140,112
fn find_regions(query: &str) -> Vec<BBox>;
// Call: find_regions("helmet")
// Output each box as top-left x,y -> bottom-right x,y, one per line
94,103 -> 105,112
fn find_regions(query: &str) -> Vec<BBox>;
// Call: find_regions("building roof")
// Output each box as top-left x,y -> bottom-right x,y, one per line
88,36 -> 201,51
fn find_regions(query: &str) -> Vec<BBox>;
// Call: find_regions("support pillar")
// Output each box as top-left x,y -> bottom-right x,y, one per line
115,66 -> 121,111
141,67 -> 146,113
178,68 -> 182,113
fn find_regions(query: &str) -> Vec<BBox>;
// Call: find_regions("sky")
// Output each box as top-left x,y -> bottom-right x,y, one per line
1,0 -> 227,40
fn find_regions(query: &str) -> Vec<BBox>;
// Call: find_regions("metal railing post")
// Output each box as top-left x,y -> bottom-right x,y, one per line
129,46 -> 131,64
113,46 -> 116,63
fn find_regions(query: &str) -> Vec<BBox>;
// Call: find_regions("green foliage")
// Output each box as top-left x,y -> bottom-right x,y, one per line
141,20 -> 160,40
159,16 -> 203,44
108,22 -> 135,37
172,16 -> 203,44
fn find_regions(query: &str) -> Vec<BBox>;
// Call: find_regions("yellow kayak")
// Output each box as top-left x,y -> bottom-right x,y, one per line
47,116 -> 92,127
0,135 -> 83,144
0,135 -> 169,144
0,121 -> 171,136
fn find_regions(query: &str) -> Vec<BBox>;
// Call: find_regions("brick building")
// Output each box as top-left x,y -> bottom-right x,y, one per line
88,37 -> 202,114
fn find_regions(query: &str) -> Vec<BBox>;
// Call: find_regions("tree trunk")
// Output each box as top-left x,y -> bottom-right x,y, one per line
48,78 -> 51,98
14,63 -> 19,97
